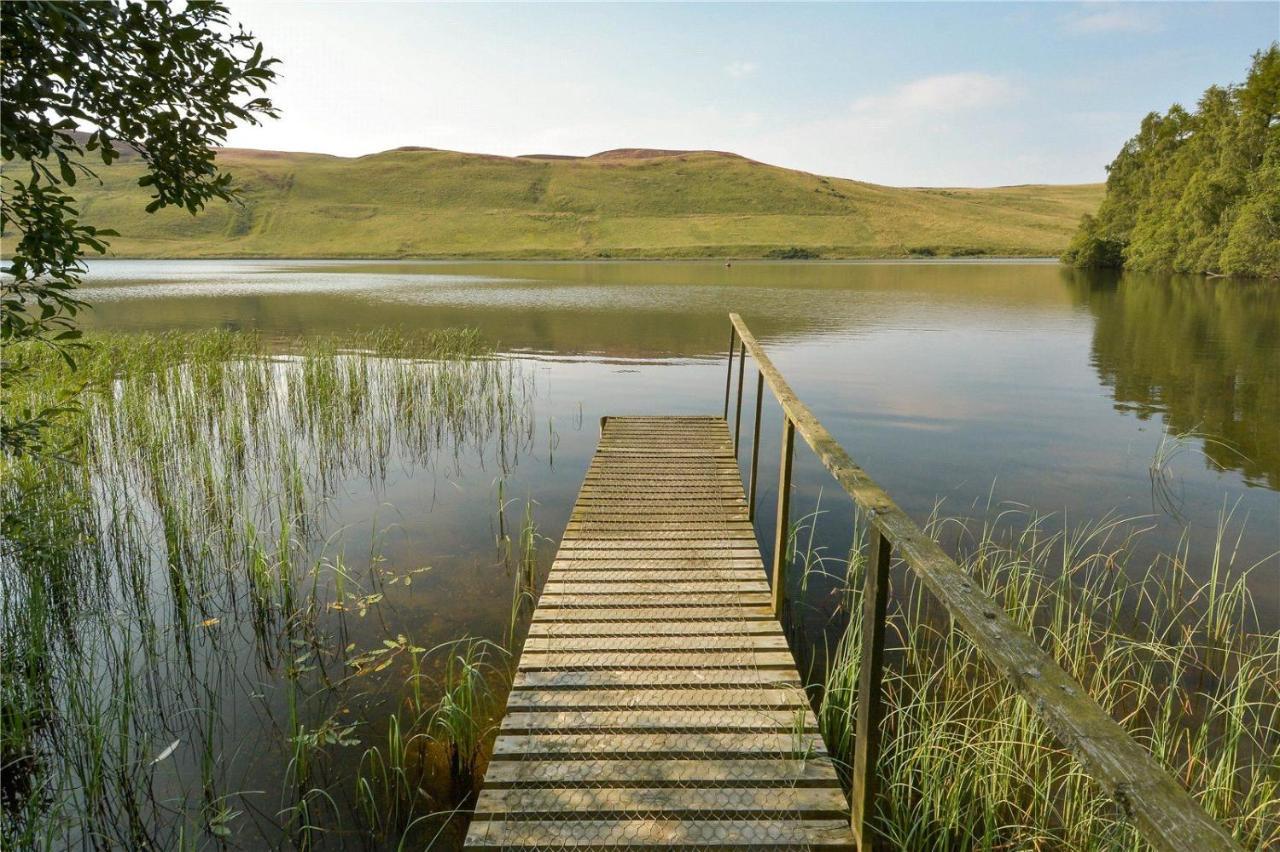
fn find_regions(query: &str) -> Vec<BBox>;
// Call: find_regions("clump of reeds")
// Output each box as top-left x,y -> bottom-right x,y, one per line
811,506 -> 1278,850
1,328 -> 534,849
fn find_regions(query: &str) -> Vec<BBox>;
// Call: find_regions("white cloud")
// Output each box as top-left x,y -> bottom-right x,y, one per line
1062,9 -> 1158,35
852,73 -> 1019,117
724,60 -> 758,79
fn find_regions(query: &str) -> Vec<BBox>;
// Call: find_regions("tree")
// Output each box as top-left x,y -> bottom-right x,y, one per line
1063,45 -> 1279,278
1,0 -> 278,455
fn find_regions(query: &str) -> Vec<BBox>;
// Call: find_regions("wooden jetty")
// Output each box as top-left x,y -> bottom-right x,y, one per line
465,315 -> 1240,851
465,415 -> 854,849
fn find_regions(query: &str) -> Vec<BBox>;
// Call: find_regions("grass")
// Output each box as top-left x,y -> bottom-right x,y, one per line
69,146 -> 1104,259
797,504 -> 1278,850
0,329 -> 535,849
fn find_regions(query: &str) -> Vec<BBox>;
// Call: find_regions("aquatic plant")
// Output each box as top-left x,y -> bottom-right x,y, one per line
0,328 -> 534,848
809,505 -> 1279,850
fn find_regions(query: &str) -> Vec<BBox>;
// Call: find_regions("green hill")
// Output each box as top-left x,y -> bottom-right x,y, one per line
74,145 -> 1103,259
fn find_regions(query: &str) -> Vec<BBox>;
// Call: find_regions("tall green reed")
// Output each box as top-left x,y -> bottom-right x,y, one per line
810,506 -> 1278,850
1,328 -> 533,849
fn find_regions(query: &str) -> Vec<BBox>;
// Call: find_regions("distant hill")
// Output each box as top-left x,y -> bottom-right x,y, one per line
71,144 -> 1103,259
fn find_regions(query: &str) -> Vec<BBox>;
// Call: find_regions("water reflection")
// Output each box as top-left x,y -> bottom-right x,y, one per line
80,259 -> 1078,356
77,259 -> 1279,609
1066,270 -> 1280,489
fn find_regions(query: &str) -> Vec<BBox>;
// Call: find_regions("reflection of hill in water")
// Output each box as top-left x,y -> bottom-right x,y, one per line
1069,270 -> 1280,489
81,260 -> 1279,487
81,260 -> 1073,358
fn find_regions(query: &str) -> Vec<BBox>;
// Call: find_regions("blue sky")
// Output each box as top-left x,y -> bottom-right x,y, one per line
223,2 -> 1277,186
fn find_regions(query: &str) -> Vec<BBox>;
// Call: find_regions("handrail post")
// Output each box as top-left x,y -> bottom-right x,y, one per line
733,341 -> 746,457
851,524 -> 892,850
747,370 -> 764,520
723,326 -> 736,419
770,415 -> 795,617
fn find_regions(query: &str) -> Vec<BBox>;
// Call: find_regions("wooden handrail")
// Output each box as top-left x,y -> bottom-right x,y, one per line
723,313 -> 1240,852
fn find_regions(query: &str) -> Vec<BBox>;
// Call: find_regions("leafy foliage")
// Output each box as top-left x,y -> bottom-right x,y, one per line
1064,45 -> 1279,278
0,0 -> 277,455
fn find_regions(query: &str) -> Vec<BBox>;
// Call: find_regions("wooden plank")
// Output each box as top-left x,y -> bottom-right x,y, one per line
521,634 -> 788,652
541,571 -> 766,584
504,686 -> 808,710
500,709 -> 817,734
576,491 -> 747,498
558,539 -> 757,547
540,578 -> 768,591
529,606 -> 775,622
490,731 -> 830,759
516,651 -> 800,670
551,557 -> 762,566
580,476 -> 743,483
565,516 -> 752,524
526,620 -> 779,637
464,819 -> 855,849
566,503 -> 745,512
513,668 -> 803,689
566,518 -> 756,526
550,557 -> 764,568
585,461 -> 739,467
560,537 -> 759,546
562,529 -> 758,539
480,757 -> 842,787
575,493 -> 744,500
472,786 -> 849,818
535,593 -> 774,607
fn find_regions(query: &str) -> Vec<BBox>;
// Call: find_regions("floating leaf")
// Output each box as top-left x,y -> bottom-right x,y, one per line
151,739 -> 180,765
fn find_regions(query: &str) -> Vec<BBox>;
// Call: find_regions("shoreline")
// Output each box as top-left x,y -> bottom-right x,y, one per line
83,254 -> 1065,264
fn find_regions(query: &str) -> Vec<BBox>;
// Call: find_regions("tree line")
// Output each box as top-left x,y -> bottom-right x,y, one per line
1063,45 -> 1279,279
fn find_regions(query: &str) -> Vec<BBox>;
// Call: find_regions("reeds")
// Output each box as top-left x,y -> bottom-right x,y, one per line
810,506 -> 1278,850
1,328 -> 534,848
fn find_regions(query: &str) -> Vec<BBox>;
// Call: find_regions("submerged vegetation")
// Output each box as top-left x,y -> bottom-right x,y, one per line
1,329 -> 538,848
800,506 -> 1279,850
1063,45 -> 1280,278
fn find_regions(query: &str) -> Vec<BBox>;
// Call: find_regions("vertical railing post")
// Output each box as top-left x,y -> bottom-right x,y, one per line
723,326 -> 736,419
770,416 -> 795,617
747,370 -> 764,520
851,524 -> 892,850
733,341 -> 746,457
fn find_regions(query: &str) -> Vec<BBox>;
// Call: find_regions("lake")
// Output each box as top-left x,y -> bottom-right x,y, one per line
79,258 -> 1278,588
25,258 -> 1280,847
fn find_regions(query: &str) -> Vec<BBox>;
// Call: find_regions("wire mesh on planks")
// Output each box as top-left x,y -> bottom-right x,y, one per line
466,416 -> 854,850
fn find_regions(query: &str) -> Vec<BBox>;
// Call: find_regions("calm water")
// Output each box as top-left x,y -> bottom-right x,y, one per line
73,258 -> 1279,846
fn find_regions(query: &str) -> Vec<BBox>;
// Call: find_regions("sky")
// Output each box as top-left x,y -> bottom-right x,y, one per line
222,1 -> 1278,187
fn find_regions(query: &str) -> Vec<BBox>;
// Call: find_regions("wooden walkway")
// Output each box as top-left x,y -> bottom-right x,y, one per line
465,416 -> 855,849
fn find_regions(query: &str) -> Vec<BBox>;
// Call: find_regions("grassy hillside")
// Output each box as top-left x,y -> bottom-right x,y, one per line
73,146 -> 1103,259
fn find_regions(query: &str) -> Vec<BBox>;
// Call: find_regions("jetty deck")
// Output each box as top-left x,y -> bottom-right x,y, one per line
463,313 -> 1238,852
465,415 -> 855,849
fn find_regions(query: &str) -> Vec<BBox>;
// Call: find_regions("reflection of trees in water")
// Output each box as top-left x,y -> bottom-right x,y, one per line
1066,269 -> 1280,488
